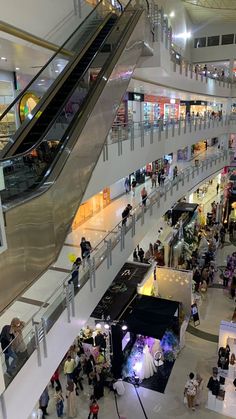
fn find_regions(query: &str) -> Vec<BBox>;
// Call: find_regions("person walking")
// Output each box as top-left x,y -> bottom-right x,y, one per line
39,387 -> 50,418
124,177 -> 130,194
66,380 -> 77,418
184,372 -> 198,411
216,183 -> 220,194
54,386 -> 64,418
64,355 -> 76,383
69,257 -> 81,289
0,324 -> 17,376
138,247 -> 145,263
151,172 -> 157,188
80,237 -> 92,260
141,186 -> 148,207
122,204 -> 132,226
88,398 -> 99,419
51,368 -> 61,389
131,179 -> 137,196
173,165 -> 178,179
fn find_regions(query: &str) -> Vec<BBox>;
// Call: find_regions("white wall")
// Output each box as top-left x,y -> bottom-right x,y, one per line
156,0 -> 193,60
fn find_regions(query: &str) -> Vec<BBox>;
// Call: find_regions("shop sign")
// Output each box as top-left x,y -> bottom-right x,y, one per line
128,92 -> 144,102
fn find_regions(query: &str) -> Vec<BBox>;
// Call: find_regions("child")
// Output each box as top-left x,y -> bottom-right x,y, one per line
54,386 -> 64,418
88,397 -> 99,419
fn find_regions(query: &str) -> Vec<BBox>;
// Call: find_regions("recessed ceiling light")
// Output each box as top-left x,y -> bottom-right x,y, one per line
40,79 -> 45,82
15,67 -> 20,71
169,11 -> 175,18
1,57 -> 7,61
55,70 -> 59,73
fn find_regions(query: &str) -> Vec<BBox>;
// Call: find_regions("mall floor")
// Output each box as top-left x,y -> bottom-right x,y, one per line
32,176 -> 235,419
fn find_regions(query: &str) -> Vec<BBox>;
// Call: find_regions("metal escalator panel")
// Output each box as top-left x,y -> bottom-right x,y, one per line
0,0 -> 120,157
1,4 -> 144,205
0,1 -> 147,311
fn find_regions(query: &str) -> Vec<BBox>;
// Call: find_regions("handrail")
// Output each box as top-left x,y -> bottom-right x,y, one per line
0,0 -> 112,124
0,149 -> 228,360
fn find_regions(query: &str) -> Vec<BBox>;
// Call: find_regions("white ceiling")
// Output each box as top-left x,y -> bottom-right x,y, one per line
182,0 -> 236,23
0,35 -> 53,76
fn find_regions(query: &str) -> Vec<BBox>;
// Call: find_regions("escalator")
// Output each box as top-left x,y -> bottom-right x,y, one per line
0,0 -> 150,311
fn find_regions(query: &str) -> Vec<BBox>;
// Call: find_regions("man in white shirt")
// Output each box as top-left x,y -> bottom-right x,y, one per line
113,378 -> 125,396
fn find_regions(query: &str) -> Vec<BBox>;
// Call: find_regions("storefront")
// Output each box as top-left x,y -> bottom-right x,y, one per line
180,100 -> 207,118
72,188 -> 111,229
0,75 -> 17,135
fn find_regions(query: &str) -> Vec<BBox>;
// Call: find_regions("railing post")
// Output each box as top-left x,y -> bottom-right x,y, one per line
184,118 -> 187,134
130,123 -> 134,151
150,123 -> 154,144
158,120 -> 162,141
105,239 -> 112,269
33,321 -> 42,367
178,119 -> 181,135
141,206 -> 145,225
165,119 -> 169,139
190,63 -> 193,79
131,213 -> 136,237
172,119 -> 175,137
140,124 -> 144,147
118,137 -> 122,156
103,140 -> 108,161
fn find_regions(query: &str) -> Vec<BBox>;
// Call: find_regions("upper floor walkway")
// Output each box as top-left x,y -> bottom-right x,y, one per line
0,145 -> 230,419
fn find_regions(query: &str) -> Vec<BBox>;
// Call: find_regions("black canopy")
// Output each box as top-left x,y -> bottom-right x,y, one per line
120,294 -> 180,340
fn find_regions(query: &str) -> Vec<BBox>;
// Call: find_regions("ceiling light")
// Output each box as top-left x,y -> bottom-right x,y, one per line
169,11 -> 175,18
104,324 -> 110,330
95,323 -> 101,329
40,79 -> 45,82
15,67 -> 20,71
121,324 -> 128,331
175,32 -> 192,40
1,57 -> 7,61
55,70 -> 59,73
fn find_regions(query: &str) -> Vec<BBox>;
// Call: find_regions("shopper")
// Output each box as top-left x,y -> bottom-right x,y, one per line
133,248 -> 138,262
184,373 -> 198,411
151,172 -> 157,188
88,398 -> 99,419
141,186 -> 148,207
222,268 -> 230,288
85,354 -> 95,385
95,331 -> 106,352
124,177 -> 130,194
216,183 -> 220,194
66,380 -> 77,418
113,378 -> 125,395
54,385 -> 64,418
51,368 -> 61,389
10,317 -> 26,358
173,165 -> 178,179
69,257 -> 81,289
39,387 -> 49,418
195,374 -> 204,406
0,324 -> 17,376
122,204 -> 132,226
138,247 -> 145,263
80,237 -> 92,260
64,355 -> 76,383
131,179 -> 137,196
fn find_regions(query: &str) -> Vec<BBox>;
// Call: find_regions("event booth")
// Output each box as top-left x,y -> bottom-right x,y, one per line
206,320 -> 236,418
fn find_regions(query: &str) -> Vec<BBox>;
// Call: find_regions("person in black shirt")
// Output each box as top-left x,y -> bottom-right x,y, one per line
0,324 -> 17,376
122,204 -> 132,226
69,257 -> 81,288
80,237 -> 92,260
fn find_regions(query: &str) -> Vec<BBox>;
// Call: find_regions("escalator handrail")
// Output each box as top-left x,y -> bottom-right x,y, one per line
37,7 -> 144,185
0,12 -> 117,162
0,0 -> 115,124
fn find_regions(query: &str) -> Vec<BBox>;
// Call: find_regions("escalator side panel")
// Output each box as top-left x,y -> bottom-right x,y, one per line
0,12 -> 146,311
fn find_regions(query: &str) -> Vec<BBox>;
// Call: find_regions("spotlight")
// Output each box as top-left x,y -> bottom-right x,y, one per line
95,323 -> 101,329
169,11 -> 175,18
104,323 -> 110,330
121,324 -> 128,331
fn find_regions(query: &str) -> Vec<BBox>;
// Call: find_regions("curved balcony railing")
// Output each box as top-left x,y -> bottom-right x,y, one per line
0,148 -> 229,390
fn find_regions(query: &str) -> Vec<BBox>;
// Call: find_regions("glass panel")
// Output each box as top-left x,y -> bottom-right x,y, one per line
0,0 -> 116,154
194,37 -> 206,48
207,36 -> 220,47
1,6 -> 136,203
222,34 -> 234,45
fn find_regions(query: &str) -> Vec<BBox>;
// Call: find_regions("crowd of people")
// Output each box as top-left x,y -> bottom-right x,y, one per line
36,328 -> 125,418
